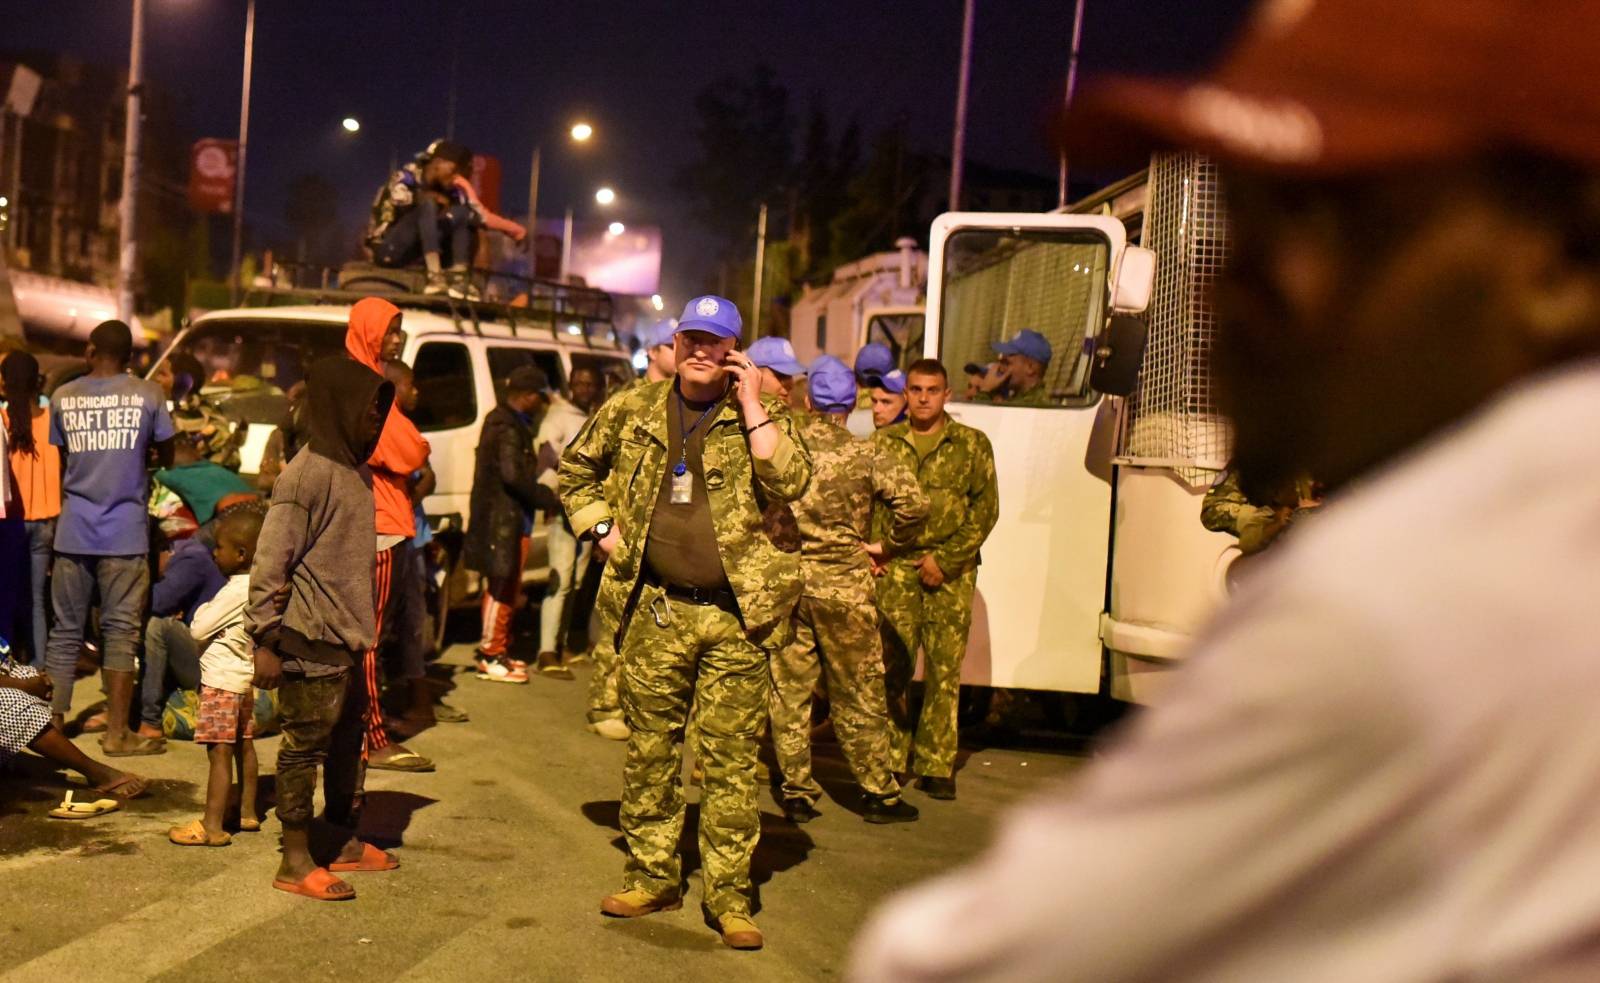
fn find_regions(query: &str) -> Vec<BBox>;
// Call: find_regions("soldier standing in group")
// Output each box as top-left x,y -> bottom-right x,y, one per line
873,358 -> 998,801
769,355 -> 927,825
559,296 -> 812,951
583,319 -> 678,741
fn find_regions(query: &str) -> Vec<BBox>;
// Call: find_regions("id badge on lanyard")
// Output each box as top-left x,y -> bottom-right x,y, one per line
670,462 -> 693,505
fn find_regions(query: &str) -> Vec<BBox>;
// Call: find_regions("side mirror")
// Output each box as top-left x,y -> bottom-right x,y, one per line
1111,245 -> 1156,314
1089,314 -> 1148,397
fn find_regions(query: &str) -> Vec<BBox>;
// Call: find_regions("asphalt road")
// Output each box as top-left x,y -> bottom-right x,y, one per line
0,644 -> 1087,982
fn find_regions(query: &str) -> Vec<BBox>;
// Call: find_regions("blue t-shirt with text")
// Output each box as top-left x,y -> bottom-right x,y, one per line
50,372 -> 175,555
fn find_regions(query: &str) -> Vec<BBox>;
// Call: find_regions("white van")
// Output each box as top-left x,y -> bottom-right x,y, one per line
924,153 -> 1237,705
153,285 -> 633,648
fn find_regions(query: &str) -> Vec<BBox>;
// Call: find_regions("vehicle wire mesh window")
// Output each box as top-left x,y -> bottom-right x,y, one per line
939,229 -> 1109,408
412,341 -> 477,432
487,347 -> 563,404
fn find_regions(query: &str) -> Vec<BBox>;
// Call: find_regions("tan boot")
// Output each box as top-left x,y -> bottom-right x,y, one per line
717,912 -> 764,950
536,650 -> 574,681
600,888 -> 682,918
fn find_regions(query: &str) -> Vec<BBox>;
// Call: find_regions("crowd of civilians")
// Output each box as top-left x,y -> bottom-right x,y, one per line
0,302 -> 628,833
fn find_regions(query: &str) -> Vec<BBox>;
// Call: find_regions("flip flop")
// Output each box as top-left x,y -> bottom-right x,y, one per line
100,734 -> 167,757
368,749 -> 435,773
91,774 -> 149,799
329,841 -> 400,872
273,867 -> 355,901
168,818 -> 232,847
239,818 -> 262,833
48,792 -> 120,820
80,713 -> 108,734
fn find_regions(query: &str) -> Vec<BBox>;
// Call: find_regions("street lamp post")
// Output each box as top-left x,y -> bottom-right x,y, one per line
228,0 -> 256,304
116,0 -> 145,324
948,0 -> 975,212
529,121 -> 593,277
560,185 -> 616,282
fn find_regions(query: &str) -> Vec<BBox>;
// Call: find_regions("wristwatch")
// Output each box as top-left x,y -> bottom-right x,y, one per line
589,518 -> 614,541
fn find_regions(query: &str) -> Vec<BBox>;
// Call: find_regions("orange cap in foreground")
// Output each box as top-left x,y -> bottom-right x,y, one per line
1061,0 -> 1600,173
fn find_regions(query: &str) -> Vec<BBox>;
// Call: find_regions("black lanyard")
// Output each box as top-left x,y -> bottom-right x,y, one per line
674,387 -> 721,477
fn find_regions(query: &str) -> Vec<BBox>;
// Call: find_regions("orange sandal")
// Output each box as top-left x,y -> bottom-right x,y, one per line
329,841 -> 400,872
273,867 -> 355,901
168,819 -> 231,847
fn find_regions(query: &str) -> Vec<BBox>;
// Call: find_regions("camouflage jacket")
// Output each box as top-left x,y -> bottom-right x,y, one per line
1200,469 -> 1316,555
790,414 -> 928,601
559,379 -> 812,644
873,415 -> 999,576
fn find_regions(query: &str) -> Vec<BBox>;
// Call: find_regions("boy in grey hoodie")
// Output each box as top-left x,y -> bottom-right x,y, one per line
248,356 -> 396,901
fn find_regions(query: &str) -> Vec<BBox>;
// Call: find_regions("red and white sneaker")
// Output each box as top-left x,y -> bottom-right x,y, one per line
475,655 -> 528,684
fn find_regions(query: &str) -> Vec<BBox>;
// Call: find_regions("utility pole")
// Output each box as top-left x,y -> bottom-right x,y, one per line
116,0 -> 145,324
229,0 -> 256,304
527,145 -> 541,262
948,0 -> 975,212
1058,0 -> 1087,209
750,202 -> 768,343
559,205 -> 574,282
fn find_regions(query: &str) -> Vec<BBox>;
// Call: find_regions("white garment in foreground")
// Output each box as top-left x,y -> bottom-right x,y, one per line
850,358 -> 1600,983
192,574 -> 252,694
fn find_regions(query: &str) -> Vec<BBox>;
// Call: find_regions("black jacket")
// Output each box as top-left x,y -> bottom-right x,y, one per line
464,403 -> 556,581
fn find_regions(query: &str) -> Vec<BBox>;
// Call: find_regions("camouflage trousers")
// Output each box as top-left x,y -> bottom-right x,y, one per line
618,583 -> 770,918
877,563 -> 977,779
769,594 -> 899,804
587,633 -> 624,723
274,667 -> 366,829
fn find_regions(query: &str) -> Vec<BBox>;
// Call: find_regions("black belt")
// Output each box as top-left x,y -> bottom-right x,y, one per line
644,569 -> 738,610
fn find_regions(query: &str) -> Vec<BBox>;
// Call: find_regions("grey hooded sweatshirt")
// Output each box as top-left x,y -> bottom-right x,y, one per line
246,356 -> 393,665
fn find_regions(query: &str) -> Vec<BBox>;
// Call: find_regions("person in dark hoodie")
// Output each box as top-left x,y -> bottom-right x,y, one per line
247,355 -> 397,901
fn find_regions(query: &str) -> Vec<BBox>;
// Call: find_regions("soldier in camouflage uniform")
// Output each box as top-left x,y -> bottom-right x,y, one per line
767,355 -> 928,825
873,359 -> 999,802
1200,467 -> 1321,555
584,320 -> 678,741
559,298 -> 810,951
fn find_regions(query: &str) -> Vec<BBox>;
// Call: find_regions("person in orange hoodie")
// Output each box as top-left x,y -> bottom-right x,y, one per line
344,297 -> 436,773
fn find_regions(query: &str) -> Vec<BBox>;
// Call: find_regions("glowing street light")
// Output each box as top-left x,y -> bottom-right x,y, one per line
570,121 -> 594,142
650,294 -> 665,311
341,116 -> 361,133
594,186 -> 616,206
607,221 -> 625,235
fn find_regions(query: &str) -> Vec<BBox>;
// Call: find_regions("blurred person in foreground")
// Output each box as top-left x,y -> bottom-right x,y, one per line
851,1 -> 1600,980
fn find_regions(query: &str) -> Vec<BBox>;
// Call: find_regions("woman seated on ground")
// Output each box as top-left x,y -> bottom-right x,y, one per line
0,645 -> 148,800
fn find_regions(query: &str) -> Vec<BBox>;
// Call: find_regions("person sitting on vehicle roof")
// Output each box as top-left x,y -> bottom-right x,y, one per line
365,139 -> 527,300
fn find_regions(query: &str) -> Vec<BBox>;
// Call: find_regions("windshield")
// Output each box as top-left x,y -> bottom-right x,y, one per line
168,317 -> 346,397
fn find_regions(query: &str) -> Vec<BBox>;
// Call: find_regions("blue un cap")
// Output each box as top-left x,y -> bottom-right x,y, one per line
647,319 -> 677,349
807,355 -> 857,413
992,328 -> 1054,365
873,369 -> 907,395
854,342 -> 894,383
676,295 -> 742,340
747,336 -> 807,376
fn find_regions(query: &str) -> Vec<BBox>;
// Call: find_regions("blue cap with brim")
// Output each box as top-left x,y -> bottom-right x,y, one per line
992,328 -> 1054,365
648,319 -> 677,349
872,369 -> 907,395
676,295 -> 742,339
808,354 -> 857,412
854,342 -> 895,379
747,336 -> 807,376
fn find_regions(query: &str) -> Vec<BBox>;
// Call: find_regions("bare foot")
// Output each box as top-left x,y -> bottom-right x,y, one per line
100,730 -> 166,756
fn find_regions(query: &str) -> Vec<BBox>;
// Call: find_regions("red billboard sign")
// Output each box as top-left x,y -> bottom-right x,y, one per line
188,139 -> 238,214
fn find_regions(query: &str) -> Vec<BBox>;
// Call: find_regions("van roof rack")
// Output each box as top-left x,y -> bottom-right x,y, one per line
235,261 -> 618,349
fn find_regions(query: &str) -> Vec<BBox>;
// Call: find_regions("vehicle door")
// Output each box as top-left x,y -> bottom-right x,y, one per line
926,213 -> 1147,693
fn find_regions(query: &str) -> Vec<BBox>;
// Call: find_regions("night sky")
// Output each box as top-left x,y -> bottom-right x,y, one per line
3,0 -> 1255,301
